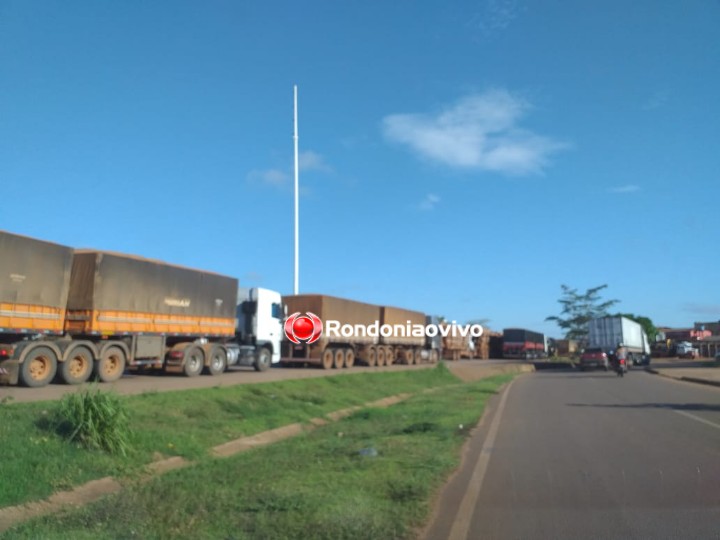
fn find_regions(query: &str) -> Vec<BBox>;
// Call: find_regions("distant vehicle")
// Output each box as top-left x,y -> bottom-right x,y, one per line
502,328 -> 546,359
579,347 -> 609,371
675,341 -> 699,359
587,316 -> 651,366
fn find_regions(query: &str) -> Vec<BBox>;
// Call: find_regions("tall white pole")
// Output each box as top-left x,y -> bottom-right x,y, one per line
293,85 -> 299,295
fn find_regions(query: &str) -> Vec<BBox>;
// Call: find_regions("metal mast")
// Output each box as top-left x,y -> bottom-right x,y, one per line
293,85 -> 299,295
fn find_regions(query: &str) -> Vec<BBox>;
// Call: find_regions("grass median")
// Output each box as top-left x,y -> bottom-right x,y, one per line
4,373 -> 514,539
0,366 -> 458,508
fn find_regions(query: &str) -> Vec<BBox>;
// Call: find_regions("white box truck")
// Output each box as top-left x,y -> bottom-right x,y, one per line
588,316 -> 651,366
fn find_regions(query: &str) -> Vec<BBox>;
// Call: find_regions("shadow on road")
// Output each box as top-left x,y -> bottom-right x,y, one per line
567,402 -> 720,412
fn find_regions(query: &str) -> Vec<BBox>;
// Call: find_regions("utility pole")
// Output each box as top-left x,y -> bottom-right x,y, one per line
293,85 -> 299,295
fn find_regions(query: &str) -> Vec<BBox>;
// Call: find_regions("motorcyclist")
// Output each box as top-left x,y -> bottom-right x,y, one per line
615,344 -> 627,373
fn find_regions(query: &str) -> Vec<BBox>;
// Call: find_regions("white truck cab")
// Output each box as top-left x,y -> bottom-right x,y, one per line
232,287 -> 284,370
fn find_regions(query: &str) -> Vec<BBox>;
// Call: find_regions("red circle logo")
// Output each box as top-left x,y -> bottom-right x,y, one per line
284,312 -> 323,344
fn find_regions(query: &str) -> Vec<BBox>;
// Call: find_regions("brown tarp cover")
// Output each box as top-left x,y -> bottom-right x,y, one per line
0,230 -> 73,308
67,251 -> 238,318
380,306 -> 426,346
283,294 -> 381,348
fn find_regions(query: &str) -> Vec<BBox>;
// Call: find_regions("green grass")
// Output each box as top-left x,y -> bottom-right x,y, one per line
58,388 -> 131,456
0,365 -> 458,508
3,374 -> 513,539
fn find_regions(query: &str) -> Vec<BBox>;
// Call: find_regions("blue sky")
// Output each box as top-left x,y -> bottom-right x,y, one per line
2,1 -> 719,337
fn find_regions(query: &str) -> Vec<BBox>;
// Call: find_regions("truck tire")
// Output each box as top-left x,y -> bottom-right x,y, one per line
95,346 -> 126,383
385,347 -> 395,366
364,346 -> 376,367
344,349 -> 355,368
376,347 -> 386,367
182,346 -> 204,377
60,347 -> 93,385
205,346 -> 227,376
20,346 -> 58,388
321,348 -> 334,370
254,347 -> 271,372
333,348 -> 345,369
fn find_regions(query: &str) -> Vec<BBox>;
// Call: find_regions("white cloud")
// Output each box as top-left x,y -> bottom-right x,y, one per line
608,184 -> 641,194
246,168 -> 289,186
470,0 -> 521,37
299,151 -> 333,173
247,150 -> 331,188
419,193 -> 440,211
642,90 -> 670,111
382,89 -> 566,176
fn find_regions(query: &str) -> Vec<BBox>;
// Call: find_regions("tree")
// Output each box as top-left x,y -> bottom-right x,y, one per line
546,284 -> 619,343
614,313 -> 658,343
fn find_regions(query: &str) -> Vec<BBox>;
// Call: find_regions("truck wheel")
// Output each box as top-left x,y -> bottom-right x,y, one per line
365,346 -> 377,367
333,348 -> 345,369
205,346 -> 227,376
20,346 -> 58,387
344,349 -> 355,368
183,346 -> 204,377
95,346 -> 126,383
254,348 -> 271,372
376,347 -> 386,367
385,347 -> 395,366
60,347 -> 93,385
321,348 -> 334,369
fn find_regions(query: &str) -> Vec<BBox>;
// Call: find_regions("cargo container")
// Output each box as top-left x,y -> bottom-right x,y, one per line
489,333 -> 504,359
502,328 -> 546,359
472,332 -> 493,360
587,316 -> 651,365
442,332 -> 471,361
282,294 -> 381,368
0,231 -> 74,387
379,306 -> 428,365
0,232 -> 284,387
281,295 -> 439,368
555,339 -> 579,356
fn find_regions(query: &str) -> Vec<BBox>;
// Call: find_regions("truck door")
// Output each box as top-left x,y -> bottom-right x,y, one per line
254,288 -> 284,363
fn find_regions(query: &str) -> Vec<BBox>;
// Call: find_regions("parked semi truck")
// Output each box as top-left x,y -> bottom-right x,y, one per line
587,316 -> 651,366
281,294 -> 441,368
502,328 -> 546,359
1,230 -> 441,386
0,231 -> 283,387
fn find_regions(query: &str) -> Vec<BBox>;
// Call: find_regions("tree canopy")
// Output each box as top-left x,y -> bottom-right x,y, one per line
546,284 -> 619,342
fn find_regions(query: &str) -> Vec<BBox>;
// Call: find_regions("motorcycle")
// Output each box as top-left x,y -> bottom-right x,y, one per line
615,358 -> 627,377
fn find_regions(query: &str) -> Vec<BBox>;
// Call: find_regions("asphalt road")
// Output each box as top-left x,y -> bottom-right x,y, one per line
0,362 -> 444,404
425,368 -> 720,540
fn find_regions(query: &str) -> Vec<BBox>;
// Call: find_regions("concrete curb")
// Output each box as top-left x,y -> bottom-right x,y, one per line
644,367 -> 720,388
